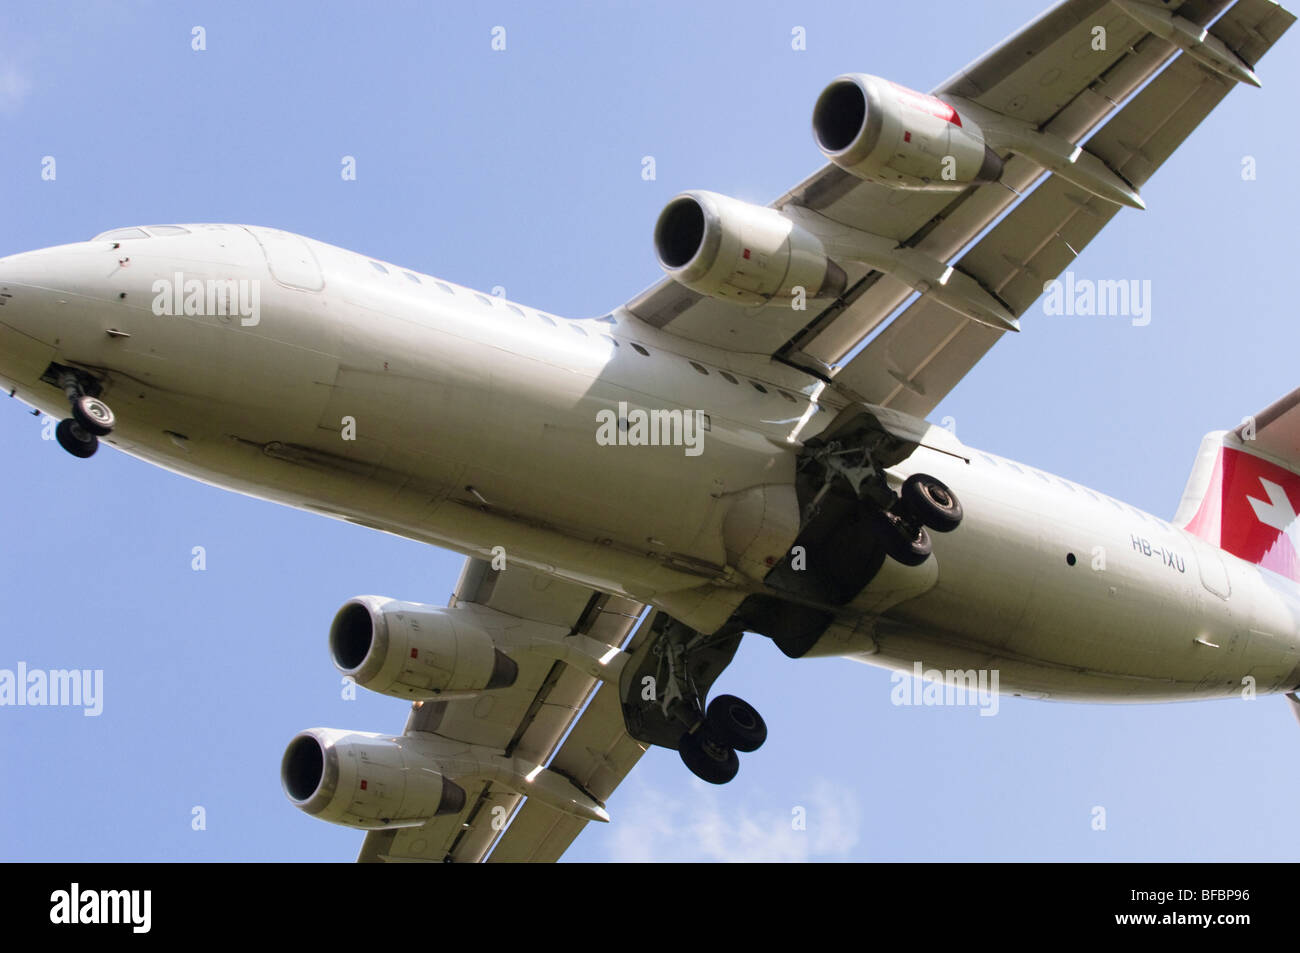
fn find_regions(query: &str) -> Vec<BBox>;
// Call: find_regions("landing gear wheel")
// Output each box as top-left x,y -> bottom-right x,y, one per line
901,473 -> 962,533
71,395 -> 115,437
678,729 -> 740,785
875,509 -> 931,567
56,419 -> 99,458
706,694 -> 767,753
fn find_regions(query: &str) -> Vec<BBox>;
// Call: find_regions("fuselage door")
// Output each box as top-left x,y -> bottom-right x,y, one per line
1184,530 -> 1232,600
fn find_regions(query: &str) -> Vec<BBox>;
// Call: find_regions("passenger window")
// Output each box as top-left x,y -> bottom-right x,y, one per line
435,282 -> 453,294
404,272 -> 421,284
719,372 -> 739,385
750,381 -> 768,394
690,362 -> 709,375
631,344 -> 650,356
506,304 -> 525,317
370,261 -> 388,274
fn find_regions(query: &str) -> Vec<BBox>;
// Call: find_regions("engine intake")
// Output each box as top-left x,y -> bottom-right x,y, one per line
330,595 -> 518,701
653,190 -> 846,305
281,727 -> 467,830
812,74 -> 1004,189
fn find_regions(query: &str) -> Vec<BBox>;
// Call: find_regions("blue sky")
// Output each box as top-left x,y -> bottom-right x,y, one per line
2,0 -> 1299,862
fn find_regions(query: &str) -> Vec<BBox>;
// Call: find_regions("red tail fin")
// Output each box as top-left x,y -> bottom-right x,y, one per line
1180,390 -> 1300,582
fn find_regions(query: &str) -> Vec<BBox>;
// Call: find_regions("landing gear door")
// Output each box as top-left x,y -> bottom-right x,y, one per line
245,226 -> 325,292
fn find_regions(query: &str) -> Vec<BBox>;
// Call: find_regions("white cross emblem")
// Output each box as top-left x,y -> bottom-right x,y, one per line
1246,477 -> 1300,556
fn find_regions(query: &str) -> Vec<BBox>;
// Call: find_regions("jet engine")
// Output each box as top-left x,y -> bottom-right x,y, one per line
329,595 -> 518,701
280,727 -> 467,830
812,74 -> 1004,189
653,190 -> 846,304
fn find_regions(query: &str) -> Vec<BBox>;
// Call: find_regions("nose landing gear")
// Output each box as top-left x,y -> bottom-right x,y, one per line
55,419 -> 101,458
52,371 -> 115,459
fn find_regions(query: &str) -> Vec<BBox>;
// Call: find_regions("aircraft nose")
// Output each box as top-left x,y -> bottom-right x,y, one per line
0,247 -> 52,297
0,249 -> 64,391
0,246 -> 78,344
0,252 -> 24,319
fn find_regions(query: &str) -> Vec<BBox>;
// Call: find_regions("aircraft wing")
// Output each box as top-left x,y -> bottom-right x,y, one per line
625,0 -> 1293,420
356,559 -> 648,863
486,613 -> 659,862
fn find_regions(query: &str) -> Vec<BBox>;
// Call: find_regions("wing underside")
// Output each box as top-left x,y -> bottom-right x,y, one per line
357,560 -> 649,863
625,0 -> 1293,420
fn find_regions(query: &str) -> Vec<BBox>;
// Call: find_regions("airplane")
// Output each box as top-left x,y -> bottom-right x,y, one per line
2,0 -> 1298,862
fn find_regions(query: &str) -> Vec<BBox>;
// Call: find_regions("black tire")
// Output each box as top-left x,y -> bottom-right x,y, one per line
678,729 -> 740,785
901,473 -> 962,533
706,694 -> 767,753
875,509 -> 931,567
71,395 -> 115,436
55,418 -> 98,458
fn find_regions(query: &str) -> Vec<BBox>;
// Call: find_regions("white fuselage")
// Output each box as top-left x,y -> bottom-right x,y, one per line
2,225 -> 1298,702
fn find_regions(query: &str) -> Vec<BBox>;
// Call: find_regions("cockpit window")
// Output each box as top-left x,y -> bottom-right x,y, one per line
145,225 -> 191,236
92,227 -> 150,241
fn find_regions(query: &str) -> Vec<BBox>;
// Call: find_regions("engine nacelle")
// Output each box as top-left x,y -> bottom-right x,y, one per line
281,727 -> 467,830
329,595 -> 518,701
812,74 -> 1004,190
653,190 -> 846,305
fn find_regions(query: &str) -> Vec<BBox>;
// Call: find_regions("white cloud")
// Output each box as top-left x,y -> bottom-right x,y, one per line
607,777 -> 862,862
0,65 -> 32,116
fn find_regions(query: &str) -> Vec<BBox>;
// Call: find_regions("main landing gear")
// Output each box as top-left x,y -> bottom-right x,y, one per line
52,370 -> 115,459
800,424 -> 964,571
626,475 -> 962,784
873,472 -> 964,567
678,694 -> 768,784
618,614 -> 769,785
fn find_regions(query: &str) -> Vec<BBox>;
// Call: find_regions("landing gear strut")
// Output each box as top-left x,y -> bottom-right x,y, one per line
52,371 -> 115,459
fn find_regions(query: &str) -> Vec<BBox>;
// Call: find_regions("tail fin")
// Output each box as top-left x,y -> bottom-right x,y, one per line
1176,388 -> 1300,582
